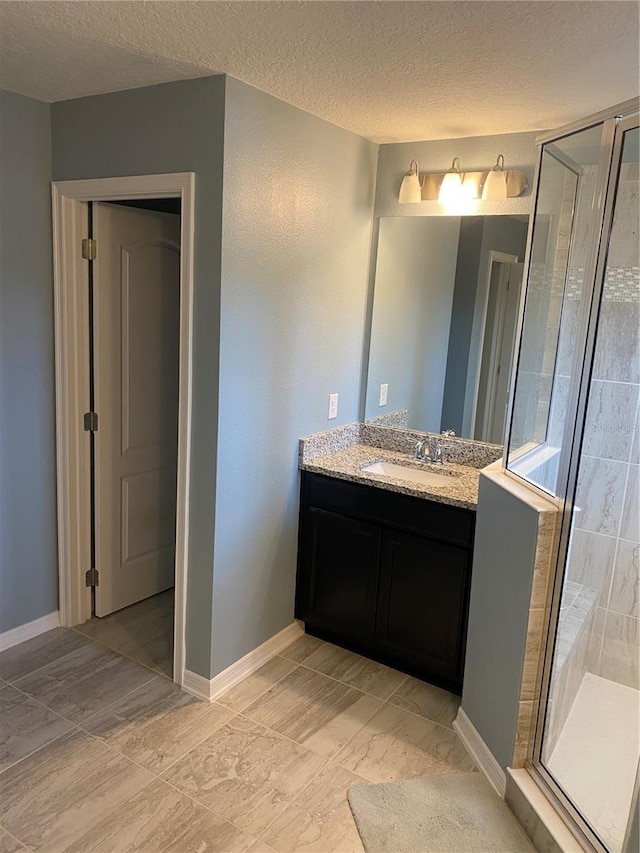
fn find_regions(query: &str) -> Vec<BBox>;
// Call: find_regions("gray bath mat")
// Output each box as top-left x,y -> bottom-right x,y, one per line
348,772 -> 534,852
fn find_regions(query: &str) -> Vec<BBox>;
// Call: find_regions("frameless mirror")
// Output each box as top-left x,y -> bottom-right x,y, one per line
364,215 -> 529,443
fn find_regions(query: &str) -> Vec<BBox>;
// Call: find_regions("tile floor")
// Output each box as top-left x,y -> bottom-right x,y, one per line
74,589 -> 174,677
0,628 -> 474,852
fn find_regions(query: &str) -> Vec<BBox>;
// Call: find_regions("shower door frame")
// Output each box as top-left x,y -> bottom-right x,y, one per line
525,105 -> 640,853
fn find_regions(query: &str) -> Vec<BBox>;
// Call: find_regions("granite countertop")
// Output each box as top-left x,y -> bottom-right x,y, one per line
300,442 -> 482,510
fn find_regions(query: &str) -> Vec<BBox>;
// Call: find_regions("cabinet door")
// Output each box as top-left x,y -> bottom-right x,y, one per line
375,529 -> 471,688
298,507 -> 381,648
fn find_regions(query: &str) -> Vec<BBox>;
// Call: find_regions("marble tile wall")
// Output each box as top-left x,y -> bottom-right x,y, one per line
531,163 -> 640,708
570,257 -> 640,691
508,171 -> 579,485
512,507 -> 560,769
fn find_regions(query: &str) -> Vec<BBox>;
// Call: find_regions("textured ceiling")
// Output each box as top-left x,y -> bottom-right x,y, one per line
0,1 -> 638,142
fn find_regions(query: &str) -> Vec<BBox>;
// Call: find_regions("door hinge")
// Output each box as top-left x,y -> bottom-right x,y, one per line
83,411 -> 98,432
85,567 -> 99,587
81,238 -> 97,261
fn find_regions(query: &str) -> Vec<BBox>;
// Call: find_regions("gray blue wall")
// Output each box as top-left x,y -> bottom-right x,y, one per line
462,471 -> 540,769
0,90 -> 58,632
463,215 -> 529,435
51,76 -> 226,677
6,75 -> 544,737
365,216 -> 460,431
441,217 -> 484,434
212,76 -> 377,676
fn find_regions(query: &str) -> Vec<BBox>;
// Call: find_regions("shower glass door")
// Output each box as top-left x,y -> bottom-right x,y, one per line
522,113 -> 639,853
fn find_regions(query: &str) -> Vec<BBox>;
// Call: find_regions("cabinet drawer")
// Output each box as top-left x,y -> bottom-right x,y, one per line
303,472 -> 474,546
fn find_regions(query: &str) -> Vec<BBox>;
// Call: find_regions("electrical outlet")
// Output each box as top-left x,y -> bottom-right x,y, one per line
328,393 -> 339,420
379,383 -> 388,406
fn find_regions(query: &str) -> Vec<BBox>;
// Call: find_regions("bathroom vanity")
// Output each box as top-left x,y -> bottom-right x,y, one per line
295,425 -> 501,695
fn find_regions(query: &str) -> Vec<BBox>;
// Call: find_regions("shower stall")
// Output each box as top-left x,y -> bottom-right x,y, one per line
505,100 -> 639,852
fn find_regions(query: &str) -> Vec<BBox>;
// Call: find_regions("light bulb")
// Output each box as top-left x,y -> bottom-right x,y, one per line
438,158 -> 464,204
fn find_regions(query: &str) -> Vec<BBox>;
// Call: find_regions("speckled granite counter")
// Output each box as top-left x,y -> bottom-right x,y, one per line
299,423 -> 503,510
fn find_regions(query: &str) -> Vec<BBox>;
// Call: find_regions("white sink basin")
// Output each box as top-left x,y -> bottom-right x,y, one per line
362,461 -> 454,487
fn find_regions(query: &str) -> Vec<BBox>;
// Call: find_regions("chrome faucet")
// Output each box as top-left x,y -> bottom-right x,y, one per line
413,440 -> 426,461
427,437 -> 443,464
413,438 -> 444,464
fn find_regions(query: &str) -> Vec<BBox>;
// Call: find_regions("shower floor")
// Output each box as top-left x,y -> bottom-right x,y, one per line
547,672 -> 639,853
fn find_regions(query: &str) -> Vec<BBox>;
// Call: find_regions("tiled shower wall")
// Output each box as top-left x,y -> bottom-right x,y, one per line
569,162 -> 639,692
509,160 -> 575,459
545,163 -> 640,753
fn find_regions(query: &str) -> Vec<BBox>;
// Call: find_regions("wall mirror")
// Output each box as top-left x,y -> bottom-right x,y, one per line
364,215 -> 529,443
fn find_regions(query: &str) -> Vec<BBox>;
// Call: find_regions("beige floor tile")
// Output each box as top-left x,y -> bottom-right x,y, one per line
163,715 -> 326,836
261,763 -> 364,853
81,676 -> 234,773
279,635 -> 326,664
75,589 -> 174,676
0,829 -> 25,853
387,676 -> 460,727
63,777 -> 260,853
248,843 -> 278,853
0,628 -> 90,683
302,643 -> 406,700
0,685 -> 73,772
14,641 -> 157,724
334,702 -> 475,783
242,666 -> 382,758
217,657 -> 297,712
0,729 -> 154,853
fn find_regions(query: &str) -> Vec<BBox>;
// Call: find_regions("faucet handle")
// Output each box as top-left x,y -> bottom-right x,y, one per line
428,437 -> 444,464
441,429 -> 456,437
413,440 -> 425,460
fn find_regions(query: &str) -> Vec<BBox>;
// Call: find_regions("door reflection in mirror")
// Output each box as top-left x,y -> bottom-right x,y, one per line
364,215 -> 528,442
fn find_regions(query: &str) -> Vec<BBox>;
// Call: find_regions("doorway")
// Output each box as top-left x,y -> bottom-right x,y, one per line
51,173 -> 195,687
74,199 -> 180,676
473,253 -> 523,444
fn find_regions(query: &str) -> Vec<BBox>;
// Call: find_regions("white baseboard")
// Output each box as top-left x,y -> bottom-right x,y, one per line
0,611 -> 60,652
182,668 -> 214,701
453,707 -> 507,797
182,621 -> 304,702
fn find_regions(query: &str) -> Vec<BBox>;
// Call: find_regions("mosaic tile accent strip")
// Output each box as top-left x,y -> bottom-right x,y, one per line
565,267 -> 640,303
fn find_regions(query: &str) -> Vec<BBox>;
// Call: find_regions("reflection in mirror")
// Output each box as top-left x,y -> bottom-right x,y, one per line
365,215 -> 528,443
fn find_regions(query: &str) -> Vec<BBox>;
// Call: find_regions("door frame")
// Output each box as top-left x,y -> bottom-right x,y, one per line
477,259 -> 523,443
51,172 -> 195,688
469,250 -> 519,439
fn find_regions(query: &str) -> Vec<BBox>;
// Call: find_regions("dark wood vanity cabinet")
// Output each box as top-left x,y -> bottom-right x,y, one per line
295,471 -> 475,694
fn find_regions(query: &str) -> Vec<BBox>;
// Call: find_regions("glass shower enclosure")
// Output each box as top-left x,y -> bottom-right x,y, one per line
505,100 -> 639,852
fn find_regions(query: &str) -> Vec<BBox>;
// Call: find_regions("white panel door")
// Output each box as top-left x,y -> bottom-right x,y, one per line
93,203 -> 180,616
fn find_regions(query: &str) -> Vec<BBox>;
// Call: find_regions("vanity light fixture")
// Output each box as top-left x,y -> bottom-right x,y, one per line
398,157 -> 528,202
398,160 -> 422,203
482,154 -> 508,201
438,157 -> 464,203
